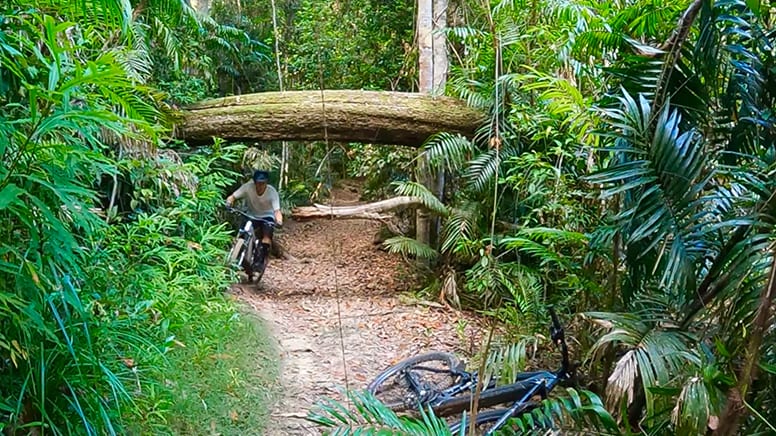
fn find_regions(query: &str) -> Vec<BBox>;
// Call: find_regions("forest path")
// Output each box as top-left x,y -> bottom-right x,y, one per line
231,182 -> 486,435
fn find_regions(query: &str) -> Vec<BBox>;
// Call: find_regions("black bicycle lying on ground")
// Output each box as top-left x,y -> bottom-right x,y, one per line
226,207 -> 278,283
367,307 -> 572,434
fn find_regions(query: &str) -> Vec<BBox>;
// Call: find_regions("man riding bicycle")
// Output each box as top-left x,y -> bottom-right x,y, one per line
225,170 -> 283,279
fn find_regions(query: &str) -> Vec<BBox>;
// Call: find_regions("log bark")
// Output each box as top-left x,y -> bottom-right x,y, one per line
176,90 -> 483,147
291,196 -> 424,220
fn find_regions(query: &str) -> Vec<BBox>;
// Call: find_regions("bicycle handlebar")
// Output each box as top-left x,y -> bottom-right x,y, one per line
226,206 -> 280,227
548,306 -> 570,378
548,306 -> 561,330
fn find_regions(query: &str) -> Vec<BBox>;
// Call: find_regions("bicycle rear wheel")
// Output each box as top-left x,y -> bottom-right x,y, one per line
367,352 -> 464,413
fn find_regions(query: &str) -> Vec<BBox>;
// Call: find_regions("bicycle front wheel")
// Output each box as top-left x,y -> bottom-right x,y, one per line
227,237 -> 246,266
367,352 -> 464,413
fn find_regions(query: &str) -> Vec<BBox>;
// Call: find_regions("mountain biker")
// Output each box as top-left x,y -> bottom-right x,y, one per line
225,170 -> 283,274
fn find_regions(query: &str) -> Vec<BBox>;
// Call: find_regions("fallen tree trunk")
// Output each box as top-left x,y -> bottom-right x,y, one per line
177,90 -> 484,147
291,196 -> 423,220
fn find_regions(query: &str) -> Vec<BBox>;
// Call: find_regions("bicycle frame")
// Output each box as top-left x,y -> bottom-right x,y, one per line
379,307 -> 571,433
227,207 -> 276,278
445,307 -> 572,434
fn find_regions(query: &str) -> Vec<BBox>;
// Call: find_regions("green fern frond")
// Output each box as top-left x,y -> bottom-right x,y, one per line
586,309 -> 698,419
440,202 -> 479,255
308,389 -> 452,435
420,132 -> 474,174
481,339 -> 532,388
502,388 -> 620,434
466,141 -> 522,194
393,181 -> 448,216
587,91 -> 712,295
383,236 -> 438,260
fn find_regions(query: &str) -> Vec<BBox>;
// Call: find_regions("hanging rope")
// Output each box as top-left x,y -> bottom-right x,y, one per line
469,3 -> 503,431
316,50 -> 351,398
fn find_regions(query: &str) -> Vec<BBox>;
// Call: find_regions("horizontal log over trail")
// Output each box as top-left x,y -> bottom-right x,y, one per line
291,196 -> 423,220
177,90 -> 484,147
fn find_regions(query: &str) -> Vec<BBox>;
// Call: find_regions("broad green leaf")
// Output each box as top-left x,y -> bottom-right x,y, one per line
0,183 -> 24,210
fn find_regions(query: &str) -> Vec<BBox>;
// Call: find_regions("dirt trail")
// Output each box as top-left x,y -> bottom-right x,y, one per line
231,185 -> 486,435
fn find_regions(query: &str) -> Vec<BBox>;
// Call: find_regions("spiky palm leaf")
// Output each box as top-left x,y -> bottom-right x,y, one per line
308,390 -> 453,436
481,339 -> 531,388
587,91 -> 714,299
393,181 -> 448,216
383,236 -> 438,260
501,388 -> 621,435
440,202 -> 480,256
464,256 -> 543,315
671,369 -> 728,436
465,145 -> 522,193
420,133 -> 475,175
501,227 -> 587,272
586,309 -> 699,421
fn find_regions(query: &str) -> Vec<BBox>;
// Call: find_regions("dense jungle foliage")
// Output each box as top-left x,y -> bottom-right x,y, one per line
1,0 -> 775,434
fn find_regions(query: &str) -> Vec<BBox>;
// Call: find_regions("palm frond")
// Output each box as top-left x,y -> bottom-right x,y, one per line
308,389 -> 452,435
586,310 -> 698,419
588,91 -> 713,296
500,388 -> 621,434
420,132 -> 475,174
501,227 -> 586,271
481,339 -> 531,388
440,202 -> 480,255
393,181 -> 448,216
465,145 -> 520,193
671,371 -> 726,436
383,236 -> 438,260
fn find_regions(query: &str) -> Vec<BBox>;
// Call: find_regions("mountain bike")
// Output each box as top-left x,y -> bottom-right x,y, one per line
367,307 -> 572,435
226,207 -> 277,283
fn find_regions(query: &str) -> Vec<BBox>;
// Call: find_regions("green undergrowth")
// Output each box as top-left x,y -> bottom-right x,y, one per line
165,309 -> 279,436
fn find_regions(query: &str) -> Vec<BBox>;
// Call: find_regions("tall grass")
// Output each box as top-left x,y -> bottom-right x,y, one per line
0,5 -> 277,434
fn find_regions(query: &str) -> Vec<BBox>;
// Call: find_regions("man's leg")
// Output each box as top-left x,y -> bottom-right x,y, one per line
259,218 -> 275,259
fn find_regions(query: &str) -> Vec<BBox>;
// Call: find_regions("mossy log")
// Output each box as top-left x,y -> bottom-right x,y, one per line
177,90 -> 484,147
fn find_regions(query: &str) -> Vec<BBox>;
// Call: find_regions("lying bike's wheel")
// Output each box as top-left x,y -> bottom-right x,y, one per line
367,352 -> 464,412
447,406 -> 539,436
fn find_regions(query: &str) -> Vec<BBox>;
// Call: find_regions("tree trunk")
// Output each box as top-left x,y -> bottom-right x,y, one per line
291,196 -> 425,220
176,90 -> 482,147
417,0 -> 433,93
431,0 -> 449,245
432,0 -> 448,95
415,0 -> 449,249
415,0 -> 434,248
713,254 -> 776,436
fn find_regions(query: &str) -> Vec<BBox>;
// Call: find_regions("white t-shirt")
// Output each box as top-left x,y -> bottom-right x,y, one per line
233,182 -> 280,219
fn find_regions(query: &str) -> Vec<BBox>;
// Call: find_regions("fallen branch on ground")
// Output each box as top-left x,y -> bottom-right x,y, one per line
291,196 -> 424,220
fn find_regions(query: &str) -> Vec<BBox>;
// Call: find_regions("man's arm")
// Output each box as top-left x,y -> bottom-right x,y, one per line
226,183 -> 247,207
271,187 -> 282,225
274,209 -> 283,226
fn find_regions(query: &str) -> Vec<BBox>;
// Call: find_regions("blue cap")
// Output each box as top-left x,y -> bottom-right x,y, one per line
253,170 -> 269,182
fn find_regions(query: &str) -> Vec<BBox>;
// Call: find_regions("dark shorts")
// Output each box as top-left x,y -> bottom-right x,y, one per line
250,217 -> 274,240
